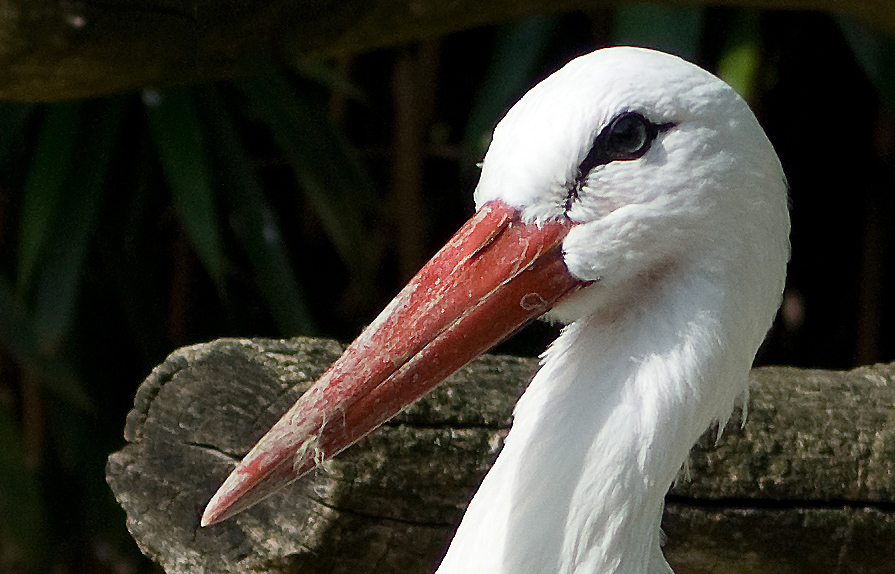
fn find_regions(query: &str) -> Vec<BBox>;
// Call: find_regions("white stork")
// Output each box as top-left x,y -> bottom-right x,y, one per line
201,47 -> 790,574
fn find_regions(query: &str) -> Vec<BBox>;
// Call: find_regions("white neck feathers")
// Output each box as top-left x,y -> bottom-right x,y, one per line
437,264 -> 755,574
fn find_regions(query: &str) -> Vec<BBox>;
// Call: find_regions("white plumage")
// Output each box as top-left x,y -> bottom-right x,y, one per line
203,46 -> 789,574
442,47 -> 789,574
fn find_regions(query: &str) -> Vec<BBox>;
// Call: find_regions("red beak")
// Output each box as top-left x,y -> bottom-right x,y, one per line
201,200 -> 586,526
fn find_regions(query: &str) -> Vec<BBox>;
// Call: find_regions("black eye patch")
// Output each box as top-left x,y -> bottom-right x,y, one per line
564,112 -> 676,211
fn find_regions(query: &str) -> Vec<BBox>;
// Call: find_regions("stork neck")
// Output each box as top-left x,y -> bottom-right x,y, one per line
437,273 -> 738,574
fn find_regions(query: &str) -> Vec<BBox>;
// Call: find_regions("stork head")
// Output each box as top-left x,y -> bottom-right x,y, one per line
201,47 -> 789,527
477,47 -> 789,323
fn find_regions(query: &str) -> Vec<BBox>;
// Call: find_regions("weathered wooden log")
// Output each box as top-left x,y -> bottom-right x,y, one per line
106,337 -> 895,574
5,0 -> 895,101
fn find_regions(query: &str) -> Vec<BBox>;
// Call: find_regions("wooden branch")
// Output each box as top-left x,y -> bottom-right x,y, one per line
106,337 -> 895,574
3,0 -> 895,101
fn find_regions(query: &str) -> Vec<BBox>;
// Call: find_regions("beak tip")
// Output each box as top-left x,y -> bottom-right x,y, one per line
200,447 -> 301,527
200,492 -> 228,527
200,511 -> 224,528
200,471 -> 248,527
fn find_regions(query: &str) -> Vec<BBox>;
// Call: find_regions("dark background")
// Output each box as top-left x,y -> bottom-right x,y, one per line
0,5 -> 893,573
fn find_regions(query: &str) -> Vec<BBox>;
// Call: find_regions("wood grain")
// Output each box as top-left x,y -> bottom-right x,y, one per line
106,337 -> 895,573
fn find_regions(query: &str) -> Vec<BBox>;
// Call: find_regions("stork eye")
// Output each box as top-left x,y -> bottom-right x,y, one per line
566,111 -> 675,212
576,112 -> 672,177
606,113 -> 651,160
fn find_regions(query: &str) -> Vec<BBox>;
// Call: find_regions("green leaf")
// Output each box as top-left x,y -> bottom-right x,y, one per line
0,274 -> 89,409
31,98 -> 125,352
716,11 -> 762,102
17,102 -> 82,296
462,16 -> 557,171
197,88 -> 316,335
613,5 -> 704,61
144,88 -> 227,287
839,17 -> 895,108
240,74 -> 380,284
0,401 -> 48,567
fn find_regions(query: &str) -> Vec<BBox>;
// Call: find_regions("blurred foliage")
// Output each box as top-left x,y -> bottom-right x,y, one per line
0,69 -> 384,571
613,3 -> 705,60
461,16 -> 559,175
145,89 -> 226,290
839,16 -> 895,107
0,6 -> 891,573
714,10 -> 762,102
